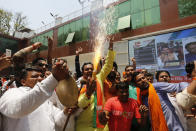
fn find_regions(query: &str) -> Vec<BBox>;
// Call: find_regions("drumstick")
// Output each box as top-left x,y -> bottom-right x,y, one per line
62,80 -> 84,131
63,113 -> 71,131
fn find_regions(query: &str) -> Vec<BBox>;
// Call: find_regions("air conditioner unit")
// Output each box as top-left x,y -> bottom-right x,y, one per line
117,15 -> 131,31
65,32 -> 75,44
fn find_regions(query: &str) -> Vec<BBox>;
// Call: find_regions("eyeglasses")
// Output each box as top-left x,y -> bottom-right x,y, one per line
38,63 -> 49,68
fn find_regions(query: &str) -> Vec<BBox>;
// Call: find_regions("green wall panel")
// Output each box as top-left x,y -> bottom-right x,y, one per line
131,0 -> 144,14
118,1 -> 131,17
131,12 -> 145,29
145,6 -> 160,26
31,30 -> 53,51
33,0 -> 161,48
144,0 -> 159,9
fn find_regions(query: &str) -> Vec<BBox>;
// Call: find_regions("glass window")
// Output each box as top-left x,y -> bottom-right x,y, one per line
75,19 -> 83,42
144,0 -> 159,9
31,30 -> 53,51
116,0 -> 160,31
130,0 -> 144,14
145,6 -> 160,26
105,6 -> 118,34
63,24 -> 70,46
57,15 -> 91,44
82,16 -> 90,41
131,12 -> 145,29
118,1 -> 131,17
58,26 -> 64,46
69,21 -> 76,33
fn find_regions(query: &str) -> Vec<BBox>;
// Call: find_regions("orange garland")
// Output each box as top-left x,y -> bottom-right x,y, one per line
136,84 -> 169,131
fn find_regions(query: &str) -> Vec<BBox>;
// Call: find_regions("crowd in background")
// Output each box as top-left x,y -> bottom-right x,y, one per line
0,37 -> 196,131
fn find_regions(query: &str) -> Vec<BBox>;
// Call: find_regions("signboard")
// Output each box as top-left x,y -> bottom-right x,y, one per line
128,27 -> 196,82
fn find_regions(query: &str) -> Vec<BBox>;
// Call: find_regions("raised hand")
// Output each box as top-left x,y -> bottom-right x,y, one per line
131,57 -> 136,63
130,57 -> 136,70
108,41 -> 113,50
47,36 -> 53,48
76,47 -> 83,56
0,55 -> 12,71
52,60 -> 70,81
32,42 -> 42,50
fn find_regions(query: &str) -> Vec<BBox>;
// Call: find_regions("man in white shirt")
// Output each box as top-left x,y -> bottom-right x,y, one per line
0,61 -> 71,131
177,61 -> 196,109
176,61 -> 196,131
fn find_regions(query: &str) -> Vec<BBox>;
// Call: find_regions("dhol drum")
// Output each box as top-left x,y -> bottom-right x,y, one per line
56,76 -> 78,107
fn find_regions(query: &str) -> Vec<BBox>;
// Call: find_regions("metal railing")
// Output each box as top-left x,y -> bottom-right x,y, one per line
34,6 -> 91,35
34,0 -> 119,35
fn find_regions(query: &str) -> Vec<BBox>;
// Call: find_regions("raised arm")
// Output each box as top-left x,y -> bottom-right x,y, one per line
47,37 -> 53,71
75,47 -> 83,78
0,61 -> 69,119
0,75 -> 58,118
153,82 -> 188,93
131,57 -> 136,70
12,42 -> 42,67
0,55 -> 11,71
96,42 -> 115,83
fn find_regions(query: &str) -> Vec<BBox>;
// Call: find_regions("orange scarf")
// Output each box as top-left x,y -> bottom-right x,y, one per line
79,81 -> 104,128
136,83 -> 169,131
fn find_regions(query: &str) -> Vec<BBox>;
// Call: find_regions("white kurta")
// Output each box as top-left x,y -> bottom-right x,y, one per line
49,91 -> 83,131
0,74 -> 68,131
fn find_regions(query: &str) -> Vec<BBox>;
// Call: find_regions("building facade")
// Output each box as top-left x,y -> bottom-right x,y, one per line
12,0 -> 196,81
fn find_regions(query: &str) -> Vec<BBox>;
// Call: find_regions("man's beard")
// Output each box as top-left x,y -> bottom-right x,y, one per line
140,83 -> 149,90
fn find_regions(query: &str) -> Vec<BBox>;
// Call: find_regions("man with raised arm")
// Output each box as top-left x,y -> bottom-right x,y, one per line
0,60 -> 72,131
76,41 -> 115,131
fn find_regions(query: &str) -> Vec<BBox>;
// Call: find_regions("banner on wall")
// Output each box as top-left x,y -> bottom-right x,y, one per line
128,27 -> 196,82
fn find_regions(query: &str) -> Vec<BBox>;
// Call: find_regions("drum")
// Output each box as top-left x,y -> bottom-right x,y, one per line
56,76 -> 78,107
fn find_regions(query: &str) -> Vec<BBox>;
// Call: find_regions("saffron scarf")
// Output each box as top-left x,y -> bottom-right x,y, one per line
79,81 -> 104,128
136,83 -> 169,131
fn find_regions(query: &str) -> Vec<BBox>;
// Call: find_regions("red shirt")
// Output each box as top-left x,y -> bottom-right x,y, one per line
104,97 -> 141,131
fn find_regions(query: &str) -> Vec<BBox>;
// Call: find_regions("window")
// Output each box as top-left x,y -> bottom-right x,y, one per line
57,15 -> 90,46
103,0 -> 161,33
30,30 -> 53,51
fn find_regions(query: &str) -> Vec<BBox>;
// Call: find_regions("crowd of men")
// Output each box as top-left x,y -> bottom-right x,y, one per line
0,37 -> 195,131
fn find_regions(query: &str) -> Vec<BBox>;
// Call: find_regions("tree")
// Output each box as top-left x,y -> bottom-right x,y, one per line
0,9 -> 13,34
12,12 -> 28,36
178,0 -> 196,18
0,8 -> 28,36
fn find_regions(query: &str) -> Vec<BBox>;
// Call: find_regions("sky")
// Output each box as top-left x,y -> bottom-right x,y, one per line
0,0 -> 116,32
0,0 -> 83,30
